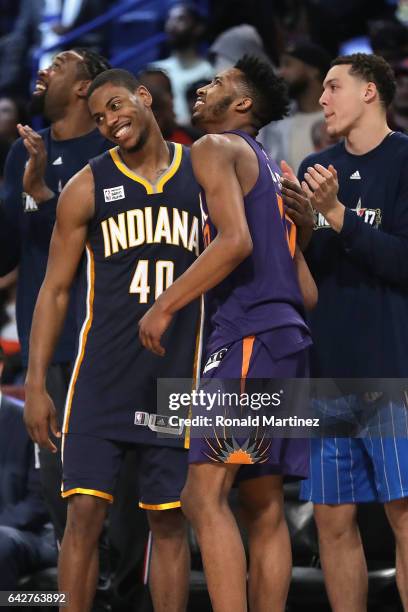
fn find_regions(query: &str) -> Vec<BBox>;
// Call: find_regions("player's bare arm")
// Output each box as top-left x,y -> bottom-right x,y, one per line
294,246 -> 318,310
139,134 -> 253,356
24,166 -> 95,451
278,174 -> 317,309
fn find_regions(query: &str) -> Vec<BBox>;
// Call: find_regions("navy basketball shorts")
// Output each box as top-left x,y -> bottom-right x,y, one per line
301,395 -> 408,503
189,327 -> 311,482
61,434 -> 188,509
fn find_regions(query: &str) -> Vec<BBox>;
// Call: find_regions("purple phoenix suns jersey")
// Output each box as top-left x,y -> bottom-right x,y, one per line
200,130 -> 310,353
63,143 -> 203,447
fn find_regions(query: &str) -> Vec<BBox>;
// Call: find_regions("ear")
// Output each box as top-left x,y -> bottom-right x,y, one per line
75,79 -> 92,99
364,81 -> 377,104
137,85 -> 153,108
235,96 -> 253,114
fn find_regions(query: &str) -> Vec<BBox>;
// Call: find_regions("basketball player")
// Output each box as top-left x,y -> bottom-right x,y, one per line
24,69 -> 202,612
139,56 -> 315,612
0,48 -> 110,546
283,53 -> 408,612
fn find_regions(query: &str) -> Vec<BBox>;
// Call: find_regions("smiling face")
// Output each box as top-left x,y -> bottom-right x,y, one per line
88,82 -> 152,152
192,68 -> 245,130
31,50 -> 87,119
319,64 -> 372,138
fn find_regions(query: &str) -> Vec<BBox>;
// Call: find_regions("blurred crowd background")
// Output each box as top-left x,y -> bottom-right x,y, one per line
1,0 -> 408,381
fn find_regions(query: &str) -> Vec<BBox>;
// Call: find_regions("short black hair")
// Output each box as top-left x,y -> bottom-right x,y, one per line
87,68 -> 140,100
234,55 -> 290,128
72,48 -> 111,81
138,68 -> 173,96
331,53 -> 396,108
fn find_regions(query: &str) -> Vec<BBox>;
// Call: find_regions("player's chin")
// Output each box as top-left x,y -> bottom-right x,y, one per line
191,108 -> 204,127
120,135 -> 138,152
326,124 -> 340,138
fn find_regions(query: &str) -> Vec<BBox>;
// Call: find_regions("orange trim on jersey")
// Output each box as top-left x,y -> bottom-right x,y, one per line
62,246 -> 95,438
286,216 -> 297,258
276,194 -> 284,218
139,501 -> 181,510
61,488 -> 113,503
241,336 -> 255,394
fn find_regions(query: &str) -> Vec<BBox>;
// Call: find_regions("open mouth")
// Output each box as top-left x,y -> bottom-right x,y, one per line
193,99 -> 205,110
33,81 -> 47,95
113,122 -> 132,140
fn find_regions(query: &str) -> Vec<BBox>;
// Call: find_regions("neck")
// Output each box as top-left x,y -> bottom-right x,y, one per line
50,102 -> 96,140
120,121 -> 169,173
173,47 -> 199,63
204,120 -> 258,138
296,81 -> 322,113
344,112 -> 391,155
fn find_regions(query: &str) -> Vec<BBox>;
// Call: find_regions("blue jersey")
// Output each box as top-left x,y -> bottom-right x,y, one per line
64,143 -> 203,446
0,128 -> 110,366
299,131 -> 408,377
200,130 -> 310,353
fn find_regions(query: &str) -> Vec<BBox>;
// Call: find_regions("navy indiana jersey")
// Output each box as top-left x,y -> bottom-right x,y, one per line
299,132 -> 408,377
63,143 -> 203,447
201,130 -> 310,354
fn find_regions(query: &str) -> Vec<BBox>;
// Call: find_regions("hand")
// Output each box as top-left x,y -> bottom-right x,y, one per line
138,300 -> 173,357
280,177 -> 314,229
302,163 -> 345,232
17,124 -> 55,203
280,159 -> 298,183
24,386 -> 60,452
280,170 -> 314,251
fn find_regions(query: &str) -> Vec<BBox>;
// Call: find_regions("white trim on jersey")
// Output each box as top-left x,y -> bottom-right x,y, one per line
61,245 -> 93,464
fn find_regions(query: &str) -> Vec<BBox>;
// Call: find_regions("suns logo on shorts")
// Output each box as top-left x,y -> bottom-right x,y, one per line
203,347 -> 228,374
204,436 -> 270,464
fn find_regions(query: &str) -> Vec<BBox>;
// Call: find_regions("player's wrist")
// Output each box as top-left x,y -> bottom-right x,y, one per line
324,201 -> 345,233
25,184 -> 55,204
24,383 -> 47,397
25,373 -> 47,393
155,292 -> 176,316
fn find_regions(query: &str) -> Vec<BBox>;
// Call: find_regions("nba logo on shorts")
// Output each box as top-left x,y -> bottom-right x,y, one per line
203,347 -> 228,374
